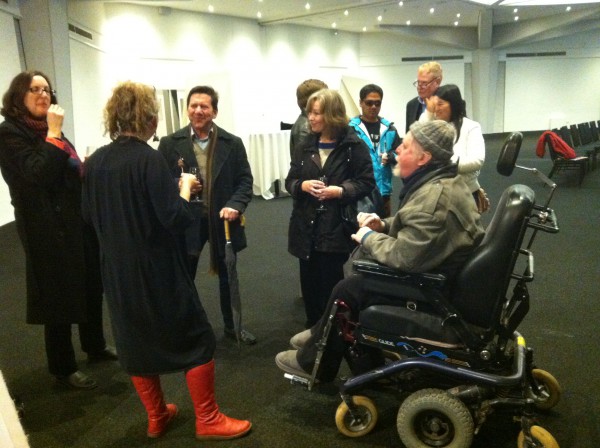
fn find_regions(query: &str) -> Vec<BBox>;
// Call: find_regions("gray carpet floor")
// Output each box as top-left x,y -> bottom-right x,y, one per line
0,131 -> 599,447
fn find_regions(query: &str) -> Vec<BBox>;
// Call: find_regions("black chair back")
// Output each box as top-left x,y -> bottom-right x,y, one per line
590,121 -> 599,141
557,126 -> 574,147
451,185 -> 535,329
569,124 -> 582,147
578,122 -> 592,145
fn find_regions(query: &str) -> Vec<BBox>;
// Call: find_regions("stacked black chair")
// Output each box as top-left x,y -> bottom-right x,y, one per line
546,133 -> 588,186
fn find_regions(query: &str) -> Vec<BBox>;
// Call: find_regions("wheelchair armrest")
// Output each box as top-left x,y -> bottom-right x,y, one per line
352,259 -> 447,289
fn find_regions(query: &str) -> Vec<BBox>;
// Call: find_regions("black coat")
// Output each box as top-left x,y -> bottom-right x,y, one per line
0,118 -> 102,324
81,137 -> 215,375
286,126 -> 376,260
157,124 -> 253,258
405,96 -> 424,133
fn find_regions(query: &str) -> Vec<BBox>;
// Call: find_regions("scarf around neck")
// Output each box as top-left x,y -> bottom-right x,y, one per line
22,115 -> 83,177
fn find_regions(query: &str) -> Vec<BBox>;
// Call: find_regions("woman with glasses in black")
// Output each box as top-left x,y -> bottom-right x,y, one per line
0,70 -> 116,390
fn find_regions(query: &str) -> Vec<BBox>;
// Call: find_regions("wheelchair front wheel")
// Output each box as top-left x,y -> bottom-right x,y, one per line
529,369 -> 561,411
335,395 -> 378,438
517,425 -> 560,448
397,388 -> 474,448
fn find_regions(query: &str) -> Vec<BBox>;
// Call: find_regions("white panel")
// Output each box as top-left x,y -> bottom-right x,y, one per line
504,57 -> 600,131
0,10 -> 23,226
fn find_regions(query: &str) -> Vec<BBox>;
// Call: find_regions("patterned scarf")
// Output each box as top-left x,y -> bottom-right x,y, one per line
22,115 -> 83,177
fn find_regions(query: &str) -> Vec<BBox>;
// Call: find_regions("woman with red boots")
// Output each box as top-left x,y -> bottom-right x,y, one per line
81,81 -> 251,440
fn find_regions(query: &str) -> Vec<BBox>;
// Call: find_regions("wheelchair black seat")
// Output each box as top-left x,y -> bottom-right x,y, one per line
359,304 -> 465,346
356,184 -> 536,346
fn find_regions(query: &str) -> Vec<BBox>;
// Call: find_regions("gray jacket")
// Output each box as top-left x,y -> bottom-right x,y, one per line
360,164 -> 484,277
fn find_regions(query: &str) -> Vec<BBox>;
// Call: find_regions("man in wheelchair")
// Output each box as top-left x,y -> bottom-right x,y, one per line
276,119 -> 485,383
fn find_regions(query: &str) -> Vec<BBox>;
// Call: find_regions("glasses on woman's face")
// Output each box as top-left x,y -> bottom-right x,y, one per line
28,86 -> 56,96
412,78 -> 439,89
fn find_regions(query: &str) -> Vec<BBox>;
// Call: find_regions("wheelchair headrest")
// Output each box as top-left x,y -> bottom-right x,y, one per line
452,184 -> 535,328
497,132 -> 523,177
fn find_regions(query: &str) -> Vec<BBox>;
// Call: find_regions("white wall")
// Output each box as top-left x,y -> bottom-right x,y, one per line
0,7 -> 24,226
2,1 -> 599,226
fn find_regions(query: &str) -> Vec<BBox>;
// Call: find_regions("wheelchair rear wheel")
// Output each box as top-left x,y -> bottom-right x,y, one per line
517,425 -> 560,448
529,369 -> 561,411
335,395 -> 378,438
397,388 -> 474,448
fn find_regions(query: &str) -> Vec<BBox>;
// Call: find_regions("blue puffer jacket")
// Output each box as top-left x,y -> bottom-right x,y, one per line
349,117 -> 399,196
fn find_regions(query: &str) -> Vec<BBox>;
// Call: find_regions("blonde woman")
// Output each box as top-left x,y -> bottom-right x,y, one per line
82,81 -> 251,440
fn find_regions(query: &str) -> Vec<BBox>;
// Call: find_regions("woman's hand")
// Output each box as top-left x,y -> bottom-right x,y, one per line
301,180 -> 342,200
46,104 -> 64,139
179,173 -> 200,201
425,96 -> 437,114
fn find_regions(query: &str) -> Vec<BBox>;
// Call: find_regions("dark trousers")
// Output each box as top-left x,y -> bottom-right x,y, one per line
299,251 -> 348,329
188,216 -> 234,330
44,291 -> 106,376
297,274 -> 395,382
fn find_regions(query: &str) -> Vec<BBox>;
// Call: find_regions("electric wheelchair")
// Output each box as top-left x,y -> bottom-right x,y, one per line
285,133 -> 562,448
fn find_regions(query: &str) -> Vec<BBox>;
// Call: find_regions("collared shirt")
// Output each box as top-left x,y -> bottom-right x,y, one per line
191,126 -> 213,150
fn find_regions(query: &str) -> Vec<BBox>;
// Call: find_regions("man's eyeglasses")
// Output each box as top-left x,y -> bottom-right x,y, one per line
29,87 -> 56,96
363,100 -> 382,107
412,78 -> 439,89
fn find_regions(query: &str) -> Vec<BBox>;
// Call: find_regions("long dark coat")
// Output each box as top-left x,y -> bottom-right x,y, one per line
157,124 -> 253,259
81,137 -> 215,375
0,118 -> 102,324
286,126 -> 376,260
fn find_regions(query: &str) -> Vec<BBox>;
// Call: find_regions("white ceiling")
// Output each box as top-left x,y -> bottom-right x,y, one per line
96,0 -> 600,48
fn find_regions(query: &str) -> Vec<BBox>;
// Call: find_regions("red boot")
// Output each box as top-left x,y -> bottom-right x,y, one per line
131,376 -> 178,438
185,360 -> 252,440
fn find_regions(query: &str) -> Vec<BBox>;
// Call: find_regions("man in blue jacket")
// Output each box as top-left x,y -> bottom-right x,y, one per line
349,84 -> 401,217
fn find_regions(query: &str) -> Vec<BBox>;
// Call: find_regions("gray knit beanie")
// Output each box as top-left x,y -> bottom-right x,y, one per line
409,120 -> 455,162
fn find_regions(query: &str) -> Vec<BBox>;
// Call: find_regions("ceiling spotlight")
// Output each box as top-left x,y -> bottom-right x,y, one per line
454,21 -> 459,26
406,20 -> 411,25
514,16 -> 519,21
305,2 -> 310,10
208,4 -> 214,13
430,8 -> 435,13
513,8 -> 518,13
398,1 -> 404,6
331,22 -> 337,28
257,11 -> 262,18
456,13 -> 461,18
362,26 -> 367,31
344,10 -> 349,16
377,15 -> 383,21
566,6 -> 571,11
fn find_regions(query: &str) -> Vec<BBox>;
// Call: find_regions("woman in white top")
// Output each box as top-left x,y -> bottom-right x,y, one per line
420,84 -> 485,208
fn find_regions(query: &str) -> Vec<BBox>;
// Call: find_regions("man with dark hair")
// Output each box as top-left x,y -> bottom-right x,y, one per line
290,79 -> 328,158
276,120 -> 484,382
405,61 -> 443,133
349,84 -> 401,217
158,85 -> 256,345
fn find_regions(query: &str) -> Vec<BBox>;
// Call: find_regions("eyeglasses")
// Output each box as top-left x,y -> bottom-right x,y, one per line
412,78 -> 439,89
363,100 -> 382,107
29,86 -> 56,96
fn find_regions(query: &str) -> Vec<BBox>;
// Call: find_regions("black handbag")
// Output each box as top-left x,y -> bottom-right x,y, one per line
357,187 -> 384,216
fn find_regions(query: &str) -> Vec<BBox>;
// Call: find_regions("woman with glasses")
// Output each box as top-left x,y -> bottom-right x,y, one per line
420,84 -> 486,210
0,70 -> 116,390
